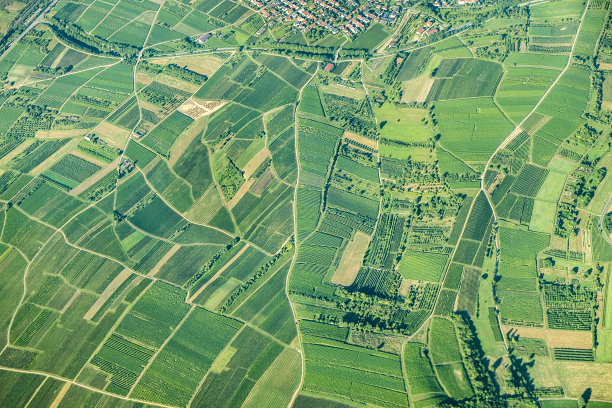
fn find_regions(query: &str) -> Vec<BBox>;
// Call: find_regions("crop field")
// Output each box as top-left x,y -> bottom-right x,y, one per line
430,318 -> 462,364
302,337 -> 408,407
496,226 -> 550,326
397,47 -> 433,82
345,23 -> 389,50
298,118 -> 344,184
398,251 -> 449,282
403,343 -> 444,397
504,52 -> 569,69
496,67 -> 560,122
434,97 -> 514,163
0,0 -> 609,405
427,58 -> 503,101
299,85 -> 325,117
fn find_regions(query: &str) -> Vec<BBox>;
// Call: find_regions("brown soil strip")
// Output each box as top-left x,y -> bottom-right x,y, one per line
147,244 -> 181,278
35,129 -> 88,139
70,157 -> 120,196
187,244 -> 250,303
331,231 -> 370,286
169,116 -> 208,166
31,138 -> 80,175
61,290 -> 81,313
49,382 -> 71,408
343,131 -> 377,150
501,325 -> 593,348
83,269 -> 132,320
242,148 -> 269,180
227,179 -> 255,209
69,148 -> 108,167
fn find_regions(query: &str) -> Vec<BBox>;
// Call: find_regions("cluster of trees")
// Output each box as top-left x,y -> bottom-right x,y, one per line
260,42 -> 336,60
555,201 -> 580,238
142,37 -> 200,58
334,287 -> 427,334
184,237 -> 241,290
324,93 -> 378,138
139,60 -> 208,84
48,18 -> 140,58
450,313 -> 509,407
219,241 -> 293,312
603,211 -> 612,235
216,157 -> 244,201
0,0 -> 53,55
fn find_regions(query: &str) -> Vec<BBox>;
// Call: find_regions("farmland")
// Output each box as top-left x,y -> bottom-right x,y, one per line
0,0 -> 610,406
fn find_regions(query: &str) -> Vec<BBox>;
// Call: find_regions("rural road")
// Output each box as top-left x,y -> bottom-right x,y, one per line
598,194 -> 612,246
480,0 -> 590,191
0,0 -> 61,59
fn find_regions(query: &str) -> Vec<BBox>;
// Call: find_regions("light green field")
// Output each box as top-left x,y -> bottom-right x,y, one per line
496,67 -> 560,123
504,52 -> 568,69
530,0 -> 584,21
242,347 -> 302,407
398,251 -> 449,282
203,277 -> 242,310
375,104 -> 433,142
588,154 -> 612,213
534,164 -> 569,204
530,199 -> 556,233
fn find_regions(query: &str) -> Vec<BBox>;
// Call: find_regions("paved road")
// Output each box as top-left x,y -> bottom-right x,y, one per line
598,194 -> 612,246
0,0 -> 61,60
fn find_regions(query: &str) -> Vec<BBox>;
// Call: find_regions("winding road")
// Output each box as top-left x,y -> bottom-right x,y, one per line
598,194 -> 612,246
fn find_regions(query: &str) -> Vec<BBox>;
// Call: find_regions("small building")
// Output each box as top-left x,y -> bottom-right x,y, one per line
416,27 -> 425,35
197,33 -> 212,43
426,28 -> 438,35
255,25 -> 267,35
324,62 -> 335,72
396,56 -> 404,65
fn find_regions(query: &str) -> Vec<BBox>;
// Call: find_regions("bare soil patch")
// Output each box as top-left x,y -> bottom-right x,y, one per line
70,157 -> 120,196
84,269 -> 132,320
402,76 -> 434,103
178,98 -> 226,120
343,131 -> 377,150
242,147 -> 269,180
331,231 -> 370,286
188,244 -> 250,303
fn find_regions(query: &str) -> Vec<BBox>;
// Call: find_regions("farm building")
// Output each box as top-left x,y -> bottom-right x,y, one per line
324,62 -> 335,71
197,33 -> 212,43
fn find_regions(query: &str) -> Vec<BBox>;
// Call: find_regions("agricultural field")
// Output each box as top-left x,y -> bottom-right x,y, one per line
0,0 -> 610,406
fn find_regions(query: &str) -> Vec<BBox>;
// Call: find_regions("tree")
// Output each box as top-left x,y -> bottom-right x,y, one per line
578,388 -> 592,408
